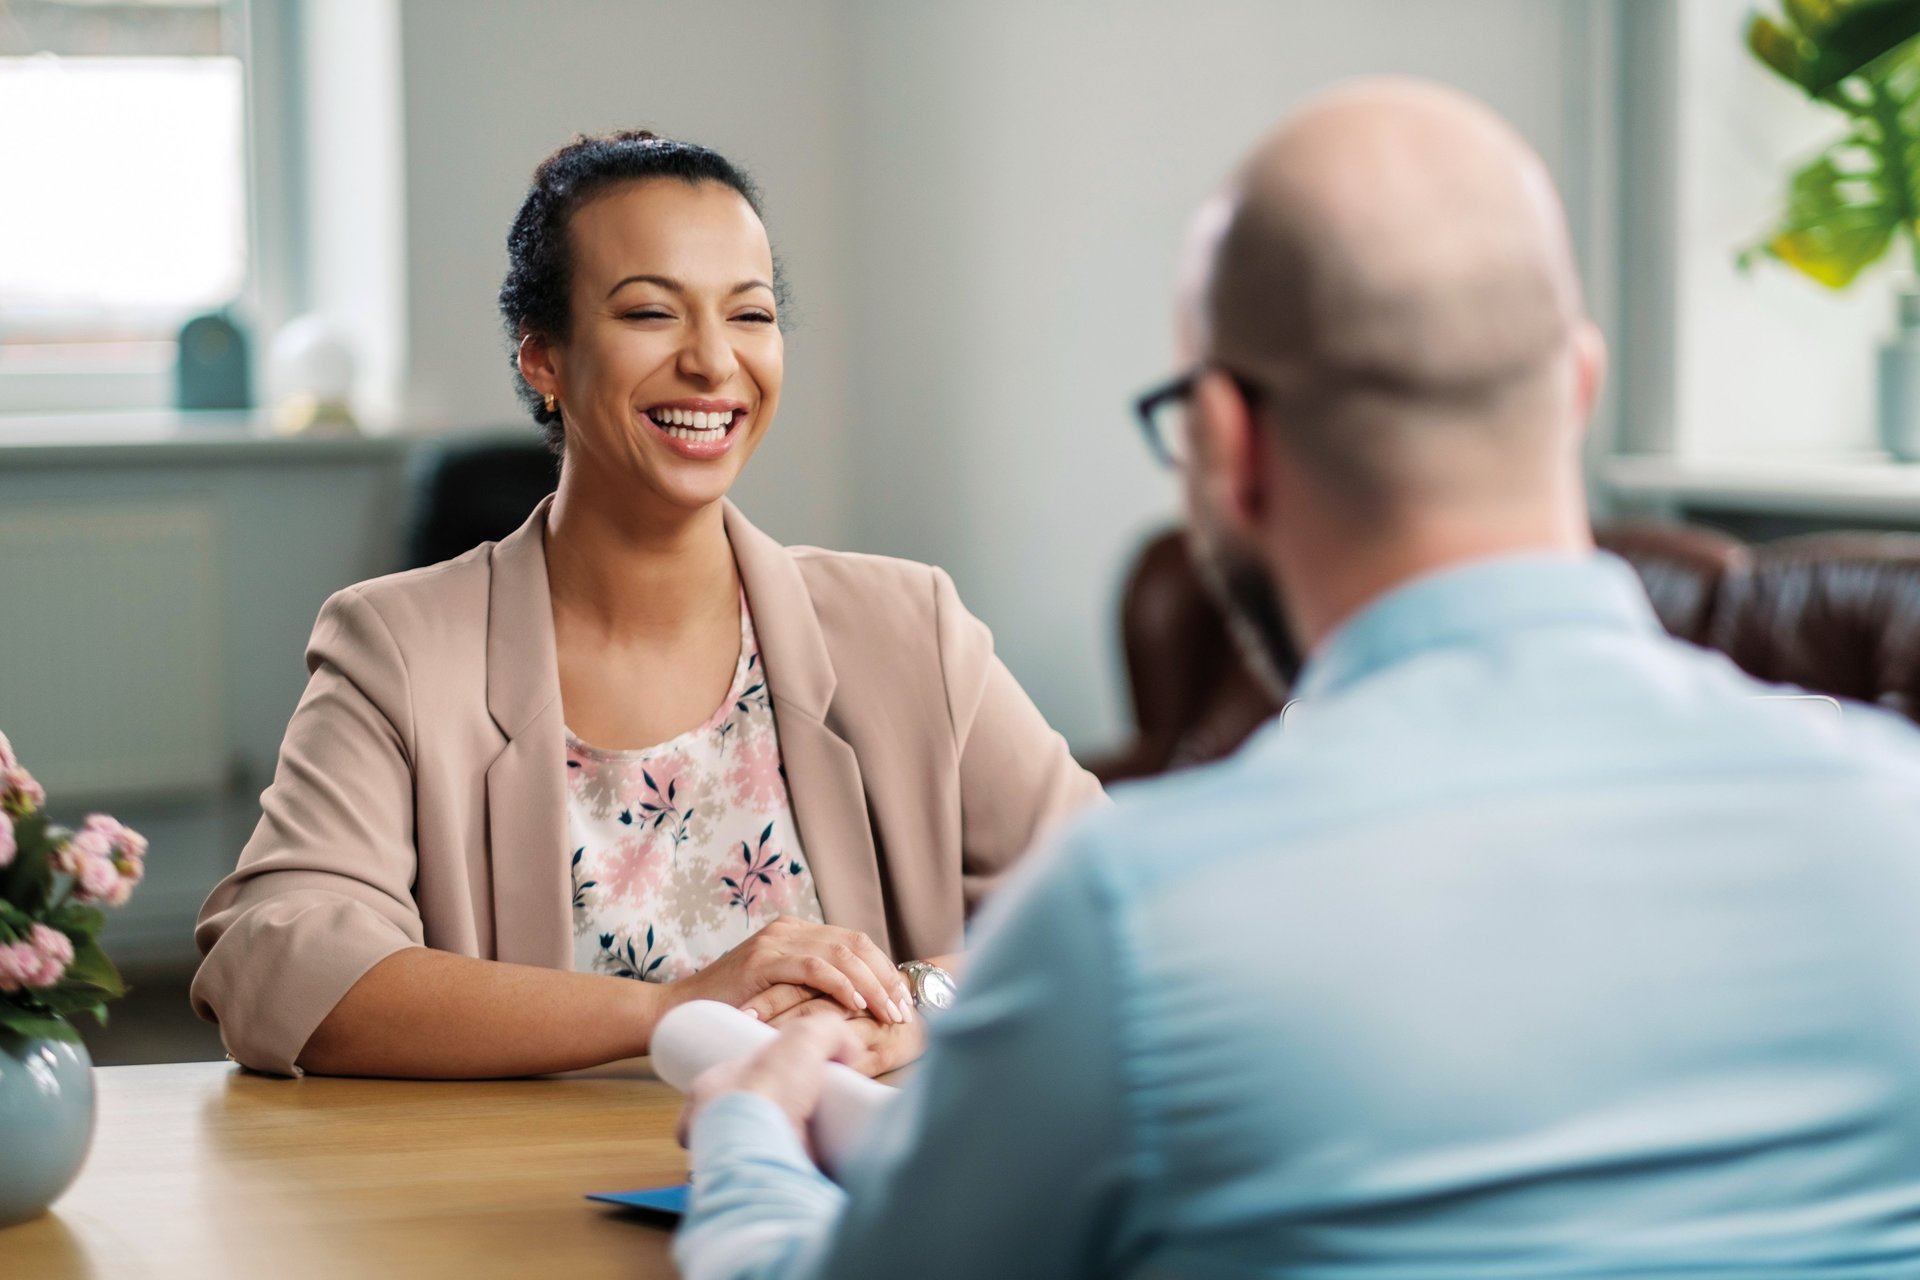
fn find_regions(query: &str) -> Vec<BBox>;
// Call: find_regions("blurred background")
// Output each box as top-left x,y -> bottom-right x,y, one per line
6,0 -> 1915,1063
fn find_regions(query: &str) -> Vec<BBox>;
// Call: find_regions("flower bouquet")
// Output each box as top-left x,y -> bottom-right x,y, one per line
0,732 -> 143,1038
0,729 -> 145,1228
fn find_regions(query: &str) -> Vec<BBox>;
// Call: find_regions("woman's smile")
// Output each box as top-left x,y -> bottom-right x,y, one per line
641,397 -> 750,460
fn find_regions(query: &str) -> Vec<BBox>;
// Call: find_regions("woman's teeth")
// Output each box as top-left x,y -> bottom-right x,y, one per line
649,407 -> 737,440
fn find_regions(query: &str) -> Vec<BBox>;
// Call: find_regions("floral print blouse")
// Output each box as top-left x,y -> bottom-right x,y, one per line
566,596 -> 825,984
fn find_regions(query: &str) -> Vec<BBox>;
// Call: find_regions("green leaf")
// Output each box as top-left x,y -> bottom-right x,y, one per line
1750,14 -> 1813,88
1753,0 -> 1920,96
44,903 -> 105,941
0,1007 -> 80,1043
1804,0 -> 1920,95
0,812 -> 55,912
1745,43 -> 1920,286
30,988 -> 108,1023
61,937 -> 125,1000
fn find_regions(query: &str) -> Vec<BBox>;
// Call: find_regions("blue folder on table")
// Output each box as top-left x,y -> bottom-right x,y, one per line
588,1183 -> 689,1219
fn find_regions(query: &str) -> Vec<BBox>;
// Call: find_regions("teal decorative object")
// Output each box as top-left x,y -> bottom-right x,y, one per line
174,311 -> 252,411
0,1032 -> 94,1228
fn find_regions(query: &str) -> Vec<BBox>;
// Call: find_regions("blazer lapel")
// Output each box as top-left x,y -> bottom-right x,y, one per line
484,496 -> 573,969
725,503 -> 893,954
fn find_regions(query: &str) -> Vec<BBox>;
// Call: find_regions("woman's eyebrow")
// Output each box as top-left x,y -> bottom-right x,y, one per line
605,274 -> 775,300
607,273 -> 680,299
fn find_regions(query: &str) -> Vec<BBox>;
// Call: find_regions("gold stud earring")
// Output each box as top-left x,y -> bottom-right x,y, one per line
544,393 -> 556,414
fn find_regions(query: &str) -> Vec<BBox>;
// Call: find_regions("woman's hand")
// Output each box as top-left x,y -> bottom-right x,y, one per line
668,916 -> 914,1025
767,995 -> 928,1077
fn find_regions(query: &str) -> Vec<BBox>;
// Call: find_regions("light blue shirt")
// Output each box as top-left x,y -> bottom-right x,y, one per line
677,552 -> 1920,1279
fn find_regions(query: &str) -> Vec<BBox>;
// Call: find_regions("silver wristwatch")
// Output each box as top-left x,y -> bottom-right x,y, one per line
898,961 -> 957,1011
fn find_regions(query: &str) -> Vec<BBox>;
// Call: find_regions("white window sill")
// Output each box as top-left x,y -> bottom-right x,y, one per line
0,409 -> 425,466
1605,452 -> 1920,519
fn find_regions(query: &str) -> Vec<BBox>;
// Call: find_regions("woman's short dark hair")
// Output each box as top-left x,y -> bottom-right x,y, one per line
498,130 -> 782,453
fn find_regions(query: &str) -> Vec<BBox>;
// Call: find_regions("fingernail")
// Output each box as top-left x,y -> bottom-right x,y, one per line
744,1008 -> 761,1020
886,999 -> 904,1023
854,993 -> 869,1010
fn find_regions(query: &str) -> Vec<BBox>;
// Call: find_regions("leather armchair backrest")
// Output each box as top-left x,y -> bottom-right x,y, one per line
1708,533 -> 1920,723
1095,520 -> 1920,781
1593,522 -> 1749,645
1090,529 -> 1281,783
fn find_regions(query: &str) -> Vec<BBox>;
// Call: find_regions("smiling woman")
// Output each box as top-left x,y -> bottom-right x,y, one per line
189,130 -> 1106,1082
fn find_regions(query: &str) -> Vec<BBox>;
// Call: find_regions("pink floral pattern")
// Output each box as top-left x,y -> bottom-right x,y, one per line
566,597 -> 823,984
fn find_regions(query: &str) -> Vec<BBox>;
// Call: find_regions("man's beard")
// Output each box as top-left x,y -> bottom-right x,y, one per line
1188,525 -> 1304,701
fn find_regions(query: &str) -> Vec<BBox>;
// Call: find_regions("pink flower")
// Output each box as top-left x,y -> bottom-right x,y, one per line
0,812 -> 13,869
0,728 -> 16,771
78,814 -> 146,887
26,924 -> 72,986
1,763 -> 43,814
79,814 -> 147,864
77,853 -> 129,905
725,736 -> 787,809
597,834 -> 668,906
0,943 -> 35,992
56,830 -> 133,905
0,927 -> 73,990
54,829 -> 110,878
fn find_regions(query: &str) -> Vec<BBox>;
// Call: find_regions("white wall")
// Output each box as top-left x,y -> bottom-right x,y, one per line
392,0 -> 1606,752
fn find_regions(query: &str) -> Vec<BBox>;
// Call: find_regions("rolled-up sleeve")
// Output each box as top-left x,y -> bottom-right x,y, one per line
930,566 -> 1107,912
675,828 -> 1142,1280
190,587 -> 424,1075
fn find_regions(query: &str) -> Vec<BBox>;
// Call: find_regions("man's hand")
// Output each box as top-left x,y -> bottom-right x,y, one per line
769,995 -> 928,1077
677,1015 -> 864,1151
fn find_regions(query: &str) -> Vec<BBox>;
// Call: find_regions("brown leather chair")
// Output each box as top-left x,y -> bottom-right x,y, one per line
1084,529 -> 1282,785
1591,522 -> 1748,645
1092,521 -> 1920,783
1707,533 -> 1920,723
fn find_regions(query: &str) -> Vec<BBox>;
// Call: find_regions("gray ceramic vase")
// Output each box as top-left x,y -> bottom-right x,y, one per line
0,1029 -> 95,1228
1880,285 -> 1920,462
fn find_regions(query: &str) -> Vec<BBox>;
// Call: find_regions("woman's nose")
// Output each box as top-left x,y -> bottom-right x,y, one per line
677,316 -> 739,385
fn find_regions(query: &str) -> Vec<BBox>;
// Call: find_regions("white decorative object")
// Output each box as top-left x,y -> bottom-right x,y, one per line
267,314 -> 359,436
651,1000 -> 898,1179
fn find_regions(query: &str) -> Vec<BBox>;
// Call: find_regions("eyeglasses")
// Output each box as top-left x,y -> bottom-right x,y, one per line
1133,366 -> 1264,471
1133,371 -> 1198,470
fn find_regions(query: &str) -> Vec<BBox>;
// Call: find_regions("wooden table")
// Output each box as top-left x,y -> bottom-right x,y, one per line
6,1059 -> 692,1279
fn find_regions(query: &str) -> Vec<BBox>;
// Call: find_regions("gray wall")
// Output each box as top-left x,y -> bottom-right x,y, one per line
0,446 -> 410,966
391,0 -> 1611,753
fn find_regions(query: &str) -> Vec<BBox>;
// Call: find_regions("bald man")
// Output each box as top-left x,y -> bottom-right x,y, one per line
672,81 -> 1920,1278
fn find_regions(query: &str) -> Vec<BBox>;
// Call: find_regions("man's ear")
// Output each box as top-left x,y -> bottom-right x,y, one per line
517,330 -> 561,401
1187,370 -> 1267,539
1569,321 -> 1607,440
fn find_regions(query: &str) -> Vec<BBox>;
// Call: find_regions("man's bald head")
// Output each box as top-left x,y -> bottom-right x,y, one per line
1190,79 -> 1592,503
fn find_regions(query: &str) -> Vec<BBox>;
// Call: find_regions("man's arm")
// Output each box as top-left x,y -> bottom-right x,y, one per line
675,833 -> 1145,1280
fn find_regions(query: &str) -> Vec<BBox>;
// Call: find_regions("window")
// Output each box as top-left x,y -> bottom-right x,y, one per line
0,0 -> 250,414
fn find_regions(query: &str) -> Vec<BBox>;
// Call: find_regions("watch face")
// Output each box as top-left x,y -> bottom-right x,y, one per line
919,967 -> 958,1010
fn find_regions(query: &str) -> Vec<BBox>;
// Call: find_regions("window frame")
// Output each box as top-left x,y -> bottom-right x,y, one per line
0,0 -> 304,419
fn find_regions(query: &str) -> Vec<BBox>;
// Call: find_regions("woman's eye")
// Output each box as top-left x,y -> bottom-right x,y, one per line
735,312 -> 776,324
623,309 -> 672,322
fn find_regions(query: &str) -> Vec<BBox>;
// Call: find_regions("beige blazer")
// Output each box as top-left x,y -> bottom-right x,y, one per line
192,498 -> 1103,1074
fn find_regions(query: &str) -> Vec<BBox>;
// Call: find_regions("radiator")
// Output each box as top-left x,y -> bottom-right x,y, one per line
0,499 -> 226,800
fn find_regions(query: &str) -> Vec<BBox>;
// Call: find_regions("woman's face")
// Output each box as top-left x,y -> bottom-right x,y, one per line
530,178 -> 783,515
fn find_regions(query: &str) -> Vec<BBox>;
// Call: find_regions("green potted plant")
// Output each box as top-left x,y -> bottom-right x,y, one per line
1743,0 -> 1920,456
0,730 -> 144,1229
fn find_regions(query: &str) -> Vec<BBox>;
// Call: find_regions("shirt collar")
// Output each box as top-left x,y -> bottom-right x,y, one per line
1290,551 -> 1662,703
